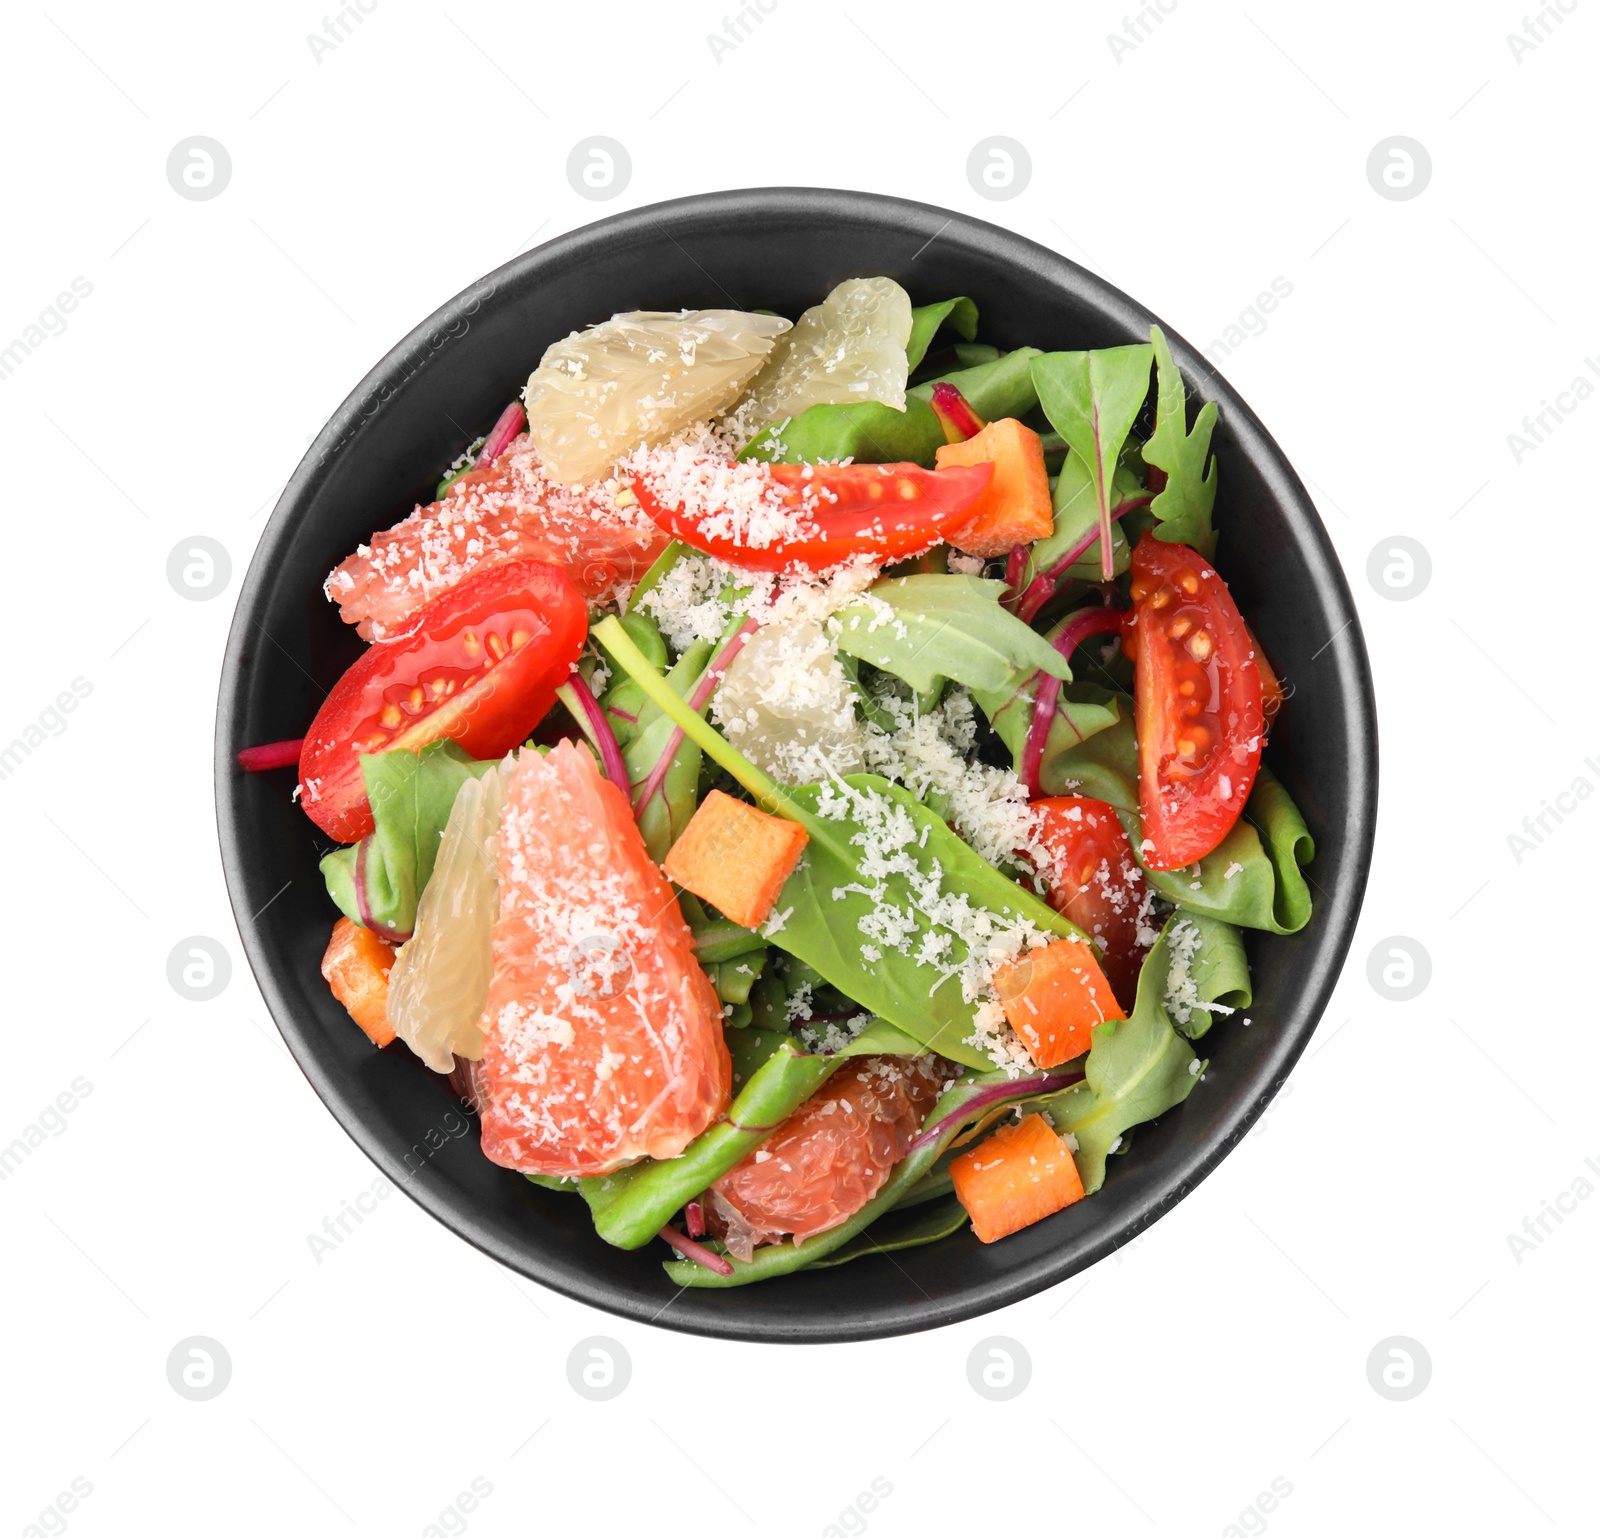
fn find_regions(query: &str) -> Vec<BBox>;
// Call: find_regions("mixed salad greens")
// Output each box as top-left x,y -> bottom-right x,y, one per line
243,275 -> 1313,1286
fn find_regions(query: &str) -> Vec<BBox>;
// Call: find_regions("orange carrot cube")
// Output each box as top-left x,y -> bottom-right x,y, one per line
950,1112 -> 1086,1243
663,789 -> 810,930
992,937 -> 1125,1068
321,916 -> 397,1047
935,417 -> 1054,558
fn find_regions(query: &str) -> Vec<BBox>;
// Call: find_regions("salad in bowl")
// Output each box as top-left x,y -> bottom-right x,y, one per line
238,274 -> 1314,1289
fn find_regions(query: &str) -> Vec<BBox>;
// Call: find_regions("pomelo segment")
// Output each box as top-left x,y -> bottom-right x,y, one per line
731,278 -> 913,439
524,310 -> 791,484
708,1055 -> 948,1260
474,740 -> 730,1177
324,437 -> 668,642
387,763 -> 509,1073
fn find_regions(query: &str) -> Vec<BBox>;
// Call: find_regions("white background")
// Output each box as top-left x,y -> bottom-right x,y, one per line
1,1 -> 1594,1533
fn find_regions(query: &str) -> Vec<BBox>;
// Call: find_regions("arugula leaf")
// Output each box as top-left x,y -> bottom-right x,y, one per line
321,740 -> 495,937
831,575 -> 1073,696
593,615 -> 1083,1070
1041,913 -> 1205,1192
906,297 -> 979,373
741,348 -> 1042,467
1142,326 -> 1219,557
1031,344 -> 1154,580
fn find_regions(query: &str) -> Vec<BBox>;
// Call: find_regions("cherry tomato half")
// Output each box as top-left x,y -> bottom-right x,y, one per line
1128,536 -> 1264,870
298,559 -> 586,842
1029,796 -> 1154,1009
631,460 -> 994,572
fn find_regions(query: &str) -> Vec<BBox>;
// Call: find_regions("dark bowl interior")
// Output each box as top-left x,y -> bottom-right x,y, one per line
216,188 -> 1377,1342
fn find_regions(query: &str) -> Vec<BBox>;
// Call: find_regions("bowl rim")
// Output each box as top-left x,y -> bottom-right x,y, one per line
215,186 -> 1378,1342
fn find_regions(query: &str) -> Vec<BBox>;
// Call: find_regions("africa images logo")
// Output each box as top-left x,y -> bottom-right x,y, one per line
0,278 -> 93,383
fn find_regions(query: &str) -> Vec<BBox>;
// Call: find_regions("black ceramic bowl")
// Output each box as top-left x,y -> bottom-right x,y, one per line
216,188 -> 1377,1343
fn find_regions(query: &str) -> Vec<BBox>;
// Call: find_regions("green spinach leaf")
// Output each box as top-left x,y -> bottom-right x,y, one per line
624,637 -> 717,863
917,346 -> 1042,424
623,538 -> 691,619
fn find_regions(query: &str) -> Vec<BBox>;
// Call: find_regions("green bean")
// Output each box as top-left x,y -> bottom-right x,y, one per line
578,1030 -> 844,1250
710,952 -> 766,1005
691,918 -> 769,964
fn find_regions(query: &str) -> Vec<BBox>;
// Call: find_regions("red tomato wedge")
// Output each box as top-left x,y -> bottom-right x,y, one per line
1030,796 -> 1154,1009
1127,536 -> 1264,870
631,460 -> 994,571
299,559 -> 586,842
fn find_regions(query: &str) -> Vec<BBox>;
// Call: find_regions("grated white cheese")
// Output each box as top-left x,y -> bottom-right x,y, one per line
860,689 -> 1056,881
810,772 -> 1051,1073
1163,915 -> 1235,1028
